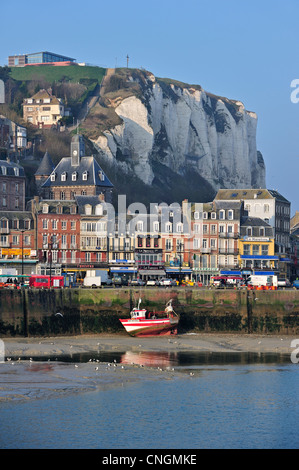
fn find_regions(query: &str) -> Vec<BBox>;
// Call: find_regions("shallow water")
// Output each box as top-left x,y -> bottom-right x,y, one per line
0,352 -> 298,449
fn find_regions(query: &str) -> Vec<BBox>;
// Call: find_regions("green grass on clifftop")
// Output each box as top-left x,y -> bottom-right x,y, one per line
10,65 -> 106,84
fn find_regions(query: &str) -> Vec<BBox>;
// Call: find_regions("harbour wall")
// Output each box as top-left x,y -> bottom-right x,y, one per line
0,287 -> 298,337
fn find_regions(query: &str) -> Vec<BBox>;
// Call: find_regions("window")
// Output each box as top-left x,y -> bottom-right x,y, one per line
61,221 -> 67,230
42,204 -> 49,213
246,227 -> 252,236
194,211 -> 199,220
211,239 -> 217,249
176,223 -> 183,232
14,167 -> 19,176
137,221 -> 143,232
203,212 -> 208,219
228,210 -> 234,220
165,222 -> 172,233
71,221 -> 76,230
70,206 -> 77,214
85,205 -> 92,215
1,166 -> 7,175
259,227 -> 265,237
98,170 -> 104,181
243,244 -> 250,255
252,245 -> 260,256
211,212 -> 216,219
165,239 -> 172,250
2,182 -> 6,192
60,192 -> 65,200
193,238 -> 199,249
72,172 -> 77,181
211,225 -> 217,234
203,225 -> 208,234
194,224 -> 200,234
52,220 -> 57,230
146,237 -> 151,248
264,204 -> 270,213
153,222 -> 159,232
261,245 -> 269,256
50,173 -> 56,181
12,219 -> 19,229
43,235 -> 48,246
137,237 -> 143,248
83,171 -> 88,181
219,210 -> 225,220
61,172 -> 67,181
15,198 -> 19,208
57,205 -> 63,214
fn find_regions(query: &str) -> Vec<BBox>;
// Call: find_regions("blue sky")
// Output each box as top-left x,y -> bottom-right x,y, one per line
2,0 -> 299,212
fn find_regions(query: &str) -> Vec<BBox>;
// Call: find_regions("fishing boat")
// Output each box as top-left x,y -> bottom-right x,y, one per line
119,299 -> 179,337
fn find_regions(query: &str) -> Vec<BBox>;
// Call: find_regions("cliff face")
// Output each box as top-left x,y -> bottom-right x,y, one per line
91,70 -> 265,202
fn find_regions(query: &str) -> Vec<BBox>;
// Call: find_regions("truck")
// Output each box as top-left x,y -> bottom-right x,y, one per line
247,275 -> 278,290
83,269 -> 112,288
83,276 -> 102,288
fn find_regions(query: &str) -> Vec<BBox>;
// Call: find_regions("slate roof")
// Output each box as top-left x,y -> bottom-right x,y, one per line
0,159 -> 25,177
215,188 -> 290,203
35,151 -> 55,176
42,156 -> 113,188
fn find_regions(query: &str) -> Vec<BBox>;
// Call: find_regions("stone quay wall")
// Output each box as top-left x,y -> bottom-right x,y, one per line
0,287 -> 298,337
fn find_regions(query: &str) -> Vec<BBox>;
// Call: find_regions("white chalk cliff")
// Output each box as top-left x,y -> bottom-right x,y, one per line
92,70 -> 265,198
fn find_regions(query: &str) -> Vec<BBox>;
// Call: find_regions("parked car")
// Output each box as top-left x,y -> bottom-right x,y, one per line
146,279 -> 159,286
292,280 -> 299,289
277,278 -> 291,288
111,275 -> 123,287
159,278 -> 177,287
129,278 -> 146,286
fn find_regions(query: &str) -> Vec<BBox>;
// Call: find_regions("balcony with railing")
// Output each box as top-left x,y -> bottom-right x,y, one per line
219,232 -> 239,239
218,248 -> 239,255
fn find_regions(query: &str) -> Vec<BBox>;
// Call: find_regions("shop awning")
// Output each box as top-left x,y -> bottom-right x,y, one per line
241,255 -> 279,260
139,269 -> 166,276
110,267 -> 137,273
166,267 -> 192,274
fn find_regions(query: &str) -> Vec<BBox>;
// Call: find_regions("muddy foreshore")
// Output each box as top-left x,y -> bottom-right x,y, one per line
2,332 -> 295,358
0,333 -> 295,403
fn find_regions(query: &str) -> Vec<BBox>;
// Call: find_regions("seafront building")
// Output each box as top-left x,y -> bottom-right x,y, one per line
0,134 -> 296,283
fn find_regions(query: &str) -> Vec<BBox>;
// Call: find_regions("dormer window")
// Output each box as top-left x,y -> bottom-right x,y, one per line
61,172 -> 67,182
194,211 -> 199,220
1,166 -> 6,175
72,171 -> 78,181
50,172 -> 56,181
14,167 -> 19,176
203,212 -> 208,219
98,170 -> 104,181
83,171 -> 88,181
42,204 -> 49,214
176,223 -> 183,232
219,210 -> 225,220
85,205 -> 92,215
228,210 -> 234,220
211,212 -> 216,219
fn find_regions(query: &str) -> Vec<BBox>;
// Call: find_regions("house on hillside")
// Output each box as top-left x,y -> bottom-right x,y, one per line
23,89 -> 65,129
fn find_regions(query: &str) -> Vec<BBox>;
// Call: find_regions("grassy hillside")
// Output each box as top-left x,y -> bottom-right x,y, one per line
9,65 -> 106,84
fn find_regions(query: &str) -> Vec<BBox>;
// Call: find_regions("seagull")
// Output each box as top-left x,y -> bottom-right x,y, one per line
55,312 -> 63,317
190,372 -> 194,376
75,364 -> 78,368
95,366 -> 99,371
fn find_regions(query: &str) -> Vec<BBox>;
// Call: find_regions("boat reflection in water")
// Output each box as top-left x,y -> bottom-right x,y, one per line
120,350 -> 178,368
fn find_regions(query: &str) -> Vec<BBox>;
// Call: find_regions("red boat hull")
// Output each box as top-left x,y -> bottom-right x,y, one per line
119,318 -> 178,337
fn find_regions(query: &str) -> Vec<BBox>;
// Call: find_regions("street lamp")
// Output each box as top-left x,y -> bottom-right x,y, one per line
19,228 -> 26,286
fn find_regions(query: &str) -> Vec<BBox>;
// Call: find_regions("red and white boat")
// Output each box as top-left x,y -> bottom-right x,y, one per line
119,299 -> 179,337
